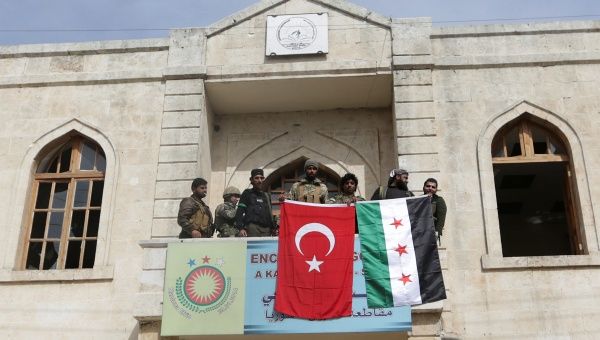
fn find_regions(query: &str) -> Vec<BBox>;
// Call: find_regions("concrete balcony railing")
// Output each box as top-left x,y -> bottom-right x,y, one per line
134,238 -> 447,339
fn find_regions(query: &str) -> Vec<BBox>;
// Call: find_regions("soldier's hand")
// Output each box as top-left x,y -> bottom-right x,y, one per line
191,230 -> 202,238
238,229 -> 248,237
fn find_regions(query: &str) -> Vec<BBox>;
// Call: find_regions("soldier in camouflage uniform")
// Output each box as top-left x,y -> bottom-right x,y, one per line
214,186 -> 241,238
177,178 -> 214,239
286,159 -> 328,203
328,173 -> 365,204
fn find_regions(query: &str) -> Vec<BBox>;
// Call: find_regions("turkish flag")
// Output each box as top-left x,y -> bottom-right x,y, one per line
275,200 -> 355,320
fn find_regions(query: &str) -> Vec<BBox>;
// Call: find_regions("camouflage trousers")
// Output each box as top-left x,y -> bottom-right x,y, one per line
217,225 -> 239,238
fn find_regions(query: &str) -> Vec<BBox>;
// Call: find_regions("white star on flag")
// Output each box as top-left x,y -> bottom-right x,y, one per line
216,257 -> 225,266
305,255 -> 324,272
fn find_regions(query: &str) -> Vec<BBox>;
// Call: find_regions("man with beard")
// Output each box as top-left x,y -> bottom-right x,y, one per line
328,173 -> 365,204
177,177 -> 214,238
371,168 -> 415,200
235,169 -> 277,237
287,159 -> 328,203
423,178 -> 447,245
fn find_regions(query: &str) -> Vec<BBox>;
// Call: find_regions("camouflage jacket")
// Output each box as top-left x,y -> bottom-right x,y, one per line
288,178 -> 328,203
214,202 -> 238,237
327,193 -> 365,204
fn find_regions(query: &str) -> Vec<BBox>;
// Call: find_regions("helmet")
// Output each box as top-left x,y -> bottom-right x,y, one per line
222,186 -> 241,198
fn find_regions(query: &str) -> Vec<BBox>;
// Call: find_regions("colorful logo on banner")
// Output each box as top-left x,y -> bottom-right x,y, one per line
161,239 -> 411,336
161,241 -> 246,336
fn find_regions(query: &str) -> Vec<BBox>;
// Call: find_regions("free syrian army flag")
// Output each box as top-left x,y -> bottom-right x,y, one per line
275,200 -> 355,320
356,196 -> 446,308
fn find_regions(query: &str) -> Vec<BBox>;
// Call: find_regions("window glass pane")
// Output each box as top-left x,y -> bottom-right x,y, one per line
52,182 -> 68,209
82,240 -> 96,268
87,210 -> 100,237
73,181 -> 89,207
491,136 -> 505,157
283,182 -> 293,192
531,125 -> 548,154
90,181 -> 104,207
70,210 -> 86,237
30,212 -> 47,239
96,148 -> 106,172
80,142 -> 96,170
548,137 -> 565,155
35,183 -> 52,209
46,157 -> 58,173
65,240 -> 82,269
26,242 -> 43,270
47,212 -> 64,239
42,241 -> 60,270
59,147 -> 72,173
505,126 -> 522,157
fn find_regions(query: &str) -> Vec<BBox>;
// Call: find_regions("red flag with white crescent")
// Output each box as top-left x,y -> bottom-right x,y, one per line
274,200 -> 355,320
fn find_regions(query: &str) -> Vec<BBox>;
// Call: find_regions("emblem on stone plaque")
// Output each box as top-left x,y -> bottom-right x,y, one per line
276,17 -> 317,50
266,13 -> 328,56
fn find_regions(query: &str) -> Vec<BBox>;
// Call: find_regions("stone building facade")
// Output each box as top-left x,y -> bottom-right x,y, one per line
1,0 -> 599,339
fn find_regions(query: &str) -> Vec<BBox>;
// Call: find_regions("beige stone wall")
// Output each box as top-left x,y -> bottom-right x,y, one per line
207,108 -> 396,210
206,0 -> 391,75
427,22 -> 600,339
0,40 -> 169,338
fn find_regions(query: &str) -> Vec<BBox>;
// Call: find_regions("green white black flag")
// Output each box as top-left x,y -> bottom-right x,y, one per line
356,196 -> 446,308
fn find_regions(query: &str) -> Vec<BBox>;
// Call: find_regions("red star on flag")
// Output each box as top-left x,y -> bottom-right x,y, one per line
394,244 -> 408,256
390,218 -> 403,229
202,256 -> 211,264
400,273 -> 412,285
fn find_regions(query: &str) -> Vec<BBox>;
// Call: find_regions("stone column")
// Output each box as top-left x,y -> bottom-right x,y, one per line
392,18 -> 449,340
391,18 -> 439,191
151,29 -> 210,238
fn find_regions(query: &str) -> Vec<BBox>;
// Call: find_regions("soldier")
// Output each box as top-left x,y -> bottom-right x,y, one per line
214,186 -> 241,238
328,173 -> 365,204
423,178 -> 447,245
286,159 -> 328,203
177,178 -> 214,239
371,168 -> 415,200
235,169 -> 277,237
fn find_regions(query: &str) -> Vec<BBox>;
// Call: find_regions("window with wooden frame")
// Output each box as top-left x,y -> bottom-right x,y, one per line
264,158 -> 340,216
23,135 -> 106,270
491,116 -> 582,257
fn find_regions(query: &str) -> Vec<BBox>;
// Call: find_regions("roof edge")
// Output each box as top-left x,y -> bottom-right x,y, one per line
206,0 -> 391,38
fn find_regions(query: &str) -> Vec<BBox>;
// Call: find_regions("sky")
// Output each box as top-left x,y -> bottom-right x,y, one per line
1,0 -> 599,45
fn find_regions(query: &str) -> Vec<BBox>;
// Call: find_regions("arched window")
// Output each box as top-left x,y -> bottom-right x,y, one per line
491,116 -> 581,256
23,135 -> 106,270
264,158 -> 341,215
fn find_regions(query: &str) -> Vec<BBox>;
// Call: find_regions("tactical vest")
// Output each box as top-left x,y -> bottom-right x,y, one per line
190,198 -> 213,237
297,183 -> 323,203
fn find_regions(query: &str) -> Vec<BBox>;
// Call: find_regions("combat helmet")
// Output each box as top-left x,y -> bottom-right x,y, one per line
222,186 -> 241,198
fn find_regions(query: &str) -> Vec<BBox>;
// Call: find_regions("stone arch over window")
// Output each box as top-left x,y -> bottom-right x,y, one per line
478,101 -> 597,263
264,156 -> 341,215
5,119 -> 116,276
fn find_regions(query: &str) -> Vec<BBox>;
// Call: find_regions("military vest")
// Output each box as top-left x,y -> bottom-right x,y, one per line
190,197 -> 213,237
297,182 -> 323,203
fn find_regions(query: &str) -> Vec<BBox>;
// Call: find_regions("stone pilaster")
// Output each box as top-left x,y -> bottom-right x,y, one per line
391,18 -> 440,192
392,18 -> 449,340
151,28 -> 209,238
